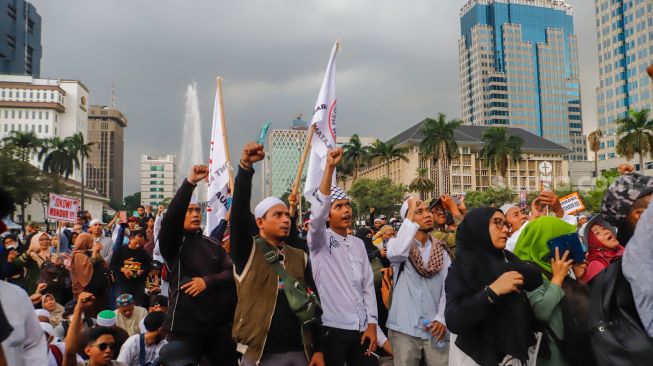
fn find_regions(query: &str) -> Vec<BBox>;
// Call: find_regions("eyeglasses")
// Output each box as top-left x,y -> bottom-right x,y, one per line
93,342 -> 115,352
431,208 -> 446,215
491,218 -> 512,231
39,237 -> 52,242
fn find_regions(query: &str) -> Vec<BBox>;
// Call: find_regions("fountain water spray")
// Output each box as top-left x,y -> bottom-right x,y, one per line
178,81 -> 207,201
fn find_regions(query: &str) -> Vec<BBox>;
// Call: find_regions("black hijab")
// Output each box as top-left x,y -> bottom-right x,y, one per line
453,208 -> 542,365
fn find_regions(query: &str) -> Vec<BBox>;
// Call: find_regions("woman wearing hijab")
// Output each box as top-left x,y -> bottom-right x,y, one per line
373,225 -> 396,249
41,293 -> 65,327
12,232 -> 52,294
445,208 -> 543,365
580,216 -> 623,284
513,216 -> 593,366
70,233 -> 107,317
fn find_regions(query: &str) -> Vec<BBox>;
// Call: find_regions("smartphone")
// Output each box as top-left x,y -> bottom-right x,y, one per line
547,233 -> 585,263
119,211 -> 128,224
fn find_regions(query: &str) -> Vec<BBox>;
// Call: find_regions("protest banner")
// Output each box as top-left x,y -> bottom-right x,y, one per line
48,194 -> 80,222
559,192 -> 586,215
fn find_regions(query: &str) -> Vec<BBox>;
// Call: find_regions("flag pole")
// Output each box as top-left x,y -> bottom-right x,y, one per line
291,40 -> 340,197
291,124 -> 315,196
217,77 -> 235,191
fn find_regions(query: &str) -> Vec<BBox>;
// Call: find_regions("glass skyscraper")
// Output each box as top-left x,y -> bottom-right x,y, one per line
459,0 -> 587,161
595,0 -> 653,163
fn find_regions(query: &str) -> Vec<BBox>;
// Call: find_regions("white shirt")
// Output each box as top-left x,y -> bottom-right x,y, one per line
117,333 -> 167,366
506,214 -> 578,252
0,281 -> 48,366
307,189 -> 378,332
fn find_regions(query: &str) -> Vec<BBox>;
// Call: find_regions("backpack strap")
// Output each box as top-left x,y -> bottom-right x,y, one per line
49,344 -> 63,366
139,333 -> 146,366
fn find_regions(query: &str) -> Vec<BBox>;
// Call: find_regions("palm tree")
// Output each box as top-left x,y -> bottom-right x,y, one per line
368,139 -> 409,177
615,109 -> 653,172
342,134 -> 369,181
418,114 -> 462,194
38,137 -> 79,179
409,167 -> 435,199
588,129 -> 603,178
478,127 -> 524,180
70,133 -> 95,210
2,130 -> 42,162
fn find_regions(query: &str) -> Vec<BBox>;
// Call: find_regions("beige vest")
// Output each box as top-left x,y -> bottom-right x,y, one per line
232,236 -> 307,363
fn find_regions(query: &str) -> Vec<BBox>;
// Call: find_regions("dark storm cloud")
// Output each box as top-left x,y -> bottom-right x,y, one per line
30,0 -> 598,199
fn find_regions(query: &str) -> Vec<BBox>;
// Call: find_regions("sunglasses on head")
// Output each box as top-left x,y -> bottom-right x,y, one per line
93,342 -> 115,351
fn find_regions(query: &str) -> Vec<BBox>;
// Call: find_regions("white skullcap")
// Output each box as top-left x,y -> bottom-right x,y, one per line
35,309 -> 50,320
89,218 -> 103,226
40,322 -> 54,336
189,195 -> 199,205
254,197 -> 287,219
500,204 -> 518,215
400,198 -> 412,220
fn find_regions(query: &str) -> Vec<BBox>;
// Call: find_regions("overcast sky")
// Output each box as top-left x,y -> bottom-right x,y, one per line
30,0 -> 599,200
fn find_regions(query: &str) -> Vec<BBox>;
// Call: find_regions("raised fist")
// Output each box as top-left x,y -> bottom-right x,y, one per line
188,165 -> 209,184
241,142 -> 265,169
326,148 -> 343,167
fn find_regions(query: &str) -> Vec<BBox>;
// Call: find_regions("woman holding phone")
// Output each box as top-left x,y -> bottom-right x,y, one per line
513,216 -> 594,366
445,208 -> 543,365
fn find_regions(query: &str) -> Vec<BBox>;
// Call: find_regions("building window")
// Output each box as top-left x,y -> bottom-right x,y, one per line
6,34 -> 15,49
607,140 -> 615,147
27,19 -> 34,34
45,125 -> 48,133
38,125 -> 41,133
7,4 -> 16,20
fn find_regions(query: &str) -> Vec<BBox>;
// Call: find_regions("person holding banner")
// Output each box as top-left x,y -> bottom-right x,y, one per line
306,148 -> 378,366
158,165 -> 237,365
230,142 -> 325,366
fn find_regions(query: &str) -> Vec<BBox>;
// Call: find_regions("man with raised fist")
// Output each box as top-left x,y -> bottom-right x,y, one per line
159,164 -> 237,365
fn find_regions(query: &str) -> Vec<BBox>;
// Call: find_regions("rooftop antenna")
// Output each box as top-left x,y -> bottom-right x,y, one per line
110,82 -> 117,108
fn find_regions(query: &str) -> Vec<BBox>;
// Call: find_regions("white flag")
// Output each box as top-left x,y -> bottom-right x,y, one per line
204,80 -> 230,236
304,41 -> 339,200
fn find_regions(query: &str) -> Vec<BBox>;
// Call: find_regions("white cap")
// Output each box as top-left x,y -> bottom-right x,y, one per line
500,204 -> 517,215
35,309 -> 50,320
89,218 -> 103,226
40,322 -> 54,336
254,197 -> 287,219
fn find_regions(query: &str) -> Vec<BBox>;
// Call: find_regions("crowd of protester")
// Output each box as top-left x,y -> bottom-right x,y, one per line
1,142 -> 653,366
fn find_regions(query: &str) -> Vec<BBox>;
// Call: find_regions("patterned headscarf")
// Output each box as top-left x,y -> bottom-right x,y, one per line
330,186 -> 350,203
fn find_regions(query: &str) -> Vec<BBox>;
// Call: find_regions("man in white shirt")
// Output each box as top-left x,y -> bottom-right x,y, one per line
386,197 -> 451,365
117,312 -> 167,366
0,280 -> 48,366
307,148 -> 378,366
502,191 -> 578,252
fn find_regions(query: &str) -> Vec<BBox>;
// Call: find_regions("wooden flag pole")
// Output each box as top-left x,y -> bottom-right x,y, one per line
291,124 -> 315,196
217,77 -> 235,191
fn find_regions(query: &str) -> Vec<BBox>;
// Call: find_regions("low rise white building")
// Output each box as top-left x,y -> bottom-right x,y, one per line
140,154 -> 177,207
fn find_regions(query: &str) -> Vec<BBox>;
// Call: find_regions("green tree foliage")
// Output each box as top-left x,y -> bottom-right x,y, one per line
2,130 -> 41,162
585,169 -> 621,213
342,134 -> 369,181
367,139 -> 409,177
38,136 -> 79,178
615,109 -> 653,172
349,178 -> 407,218
0,145 -> 47,228
409,167 -> 435,199
478,127 -> 524,179
464,187 -> 514,209
70,133 -> 95,210
123,192 -> 142,213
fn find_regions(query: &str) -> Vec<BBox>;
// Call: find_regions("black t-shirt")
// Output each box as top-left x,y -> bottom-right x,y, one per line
264,286 -> 304,354
110,246 -> 152,287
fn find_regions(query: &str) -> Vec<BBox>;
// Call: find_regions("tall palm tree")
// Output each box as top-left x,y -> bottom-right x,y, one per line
615,109 -> 653,172
409,167 -> 435,200
38,137 -> 79,179
478,127 -> 524,180
342,134 -> 369,181
588,129 -> 603,178
70,133 -> 95,210
2,130 -> 42,162
418,114 -> 462,194
368,139 -> 409,177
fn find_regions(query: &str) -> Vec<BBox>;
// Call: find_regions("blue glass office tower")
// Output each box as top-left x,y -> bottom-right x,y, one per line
459,0 -> 586,161
595,0 -> 653,163
0,0 -> 41,76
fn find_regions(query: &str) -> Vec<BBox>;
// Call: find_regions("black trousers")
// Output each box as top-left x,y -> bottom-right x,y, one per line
168,325 -> 238,366
322,326 -> 377,366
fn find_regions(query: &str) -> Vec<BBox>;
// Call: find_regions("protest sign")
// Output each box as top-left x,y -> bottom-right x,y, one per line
559,192 -> 585,215
48,194 -> 80,222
